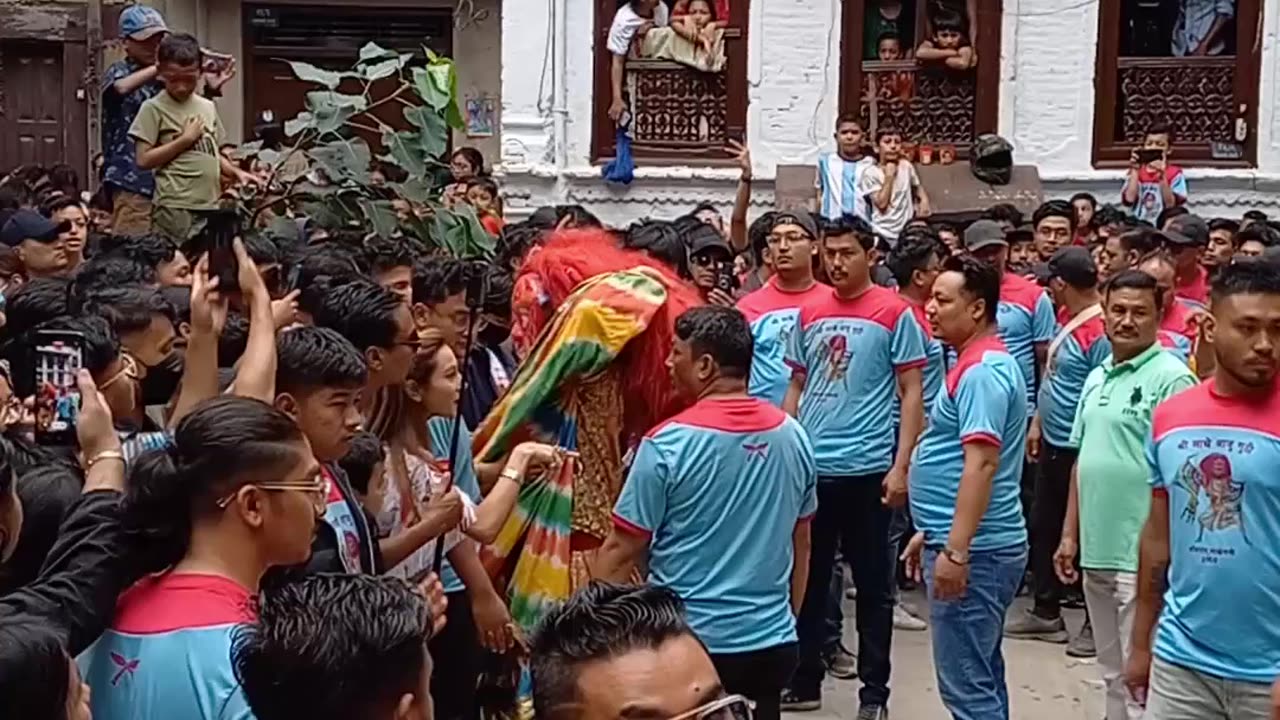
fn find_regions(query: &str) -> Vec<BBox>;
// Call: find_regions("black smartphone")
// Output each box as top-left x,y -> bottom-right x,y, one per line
1136,148 -> 1164,164
204,209 -> 240,293
715,262 -> 739,294
32,329 -> 84,446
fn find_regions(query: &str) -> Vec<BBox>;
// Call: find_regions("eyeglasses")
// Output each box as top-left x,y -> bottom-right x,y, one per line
668,695 -> 754,720
99,354 -> 139,391
216,472 -> 331,510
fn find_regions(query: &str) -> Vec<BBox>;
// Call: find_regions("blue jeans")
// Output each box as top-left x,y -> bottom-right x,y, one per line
925,542 -> 1028,720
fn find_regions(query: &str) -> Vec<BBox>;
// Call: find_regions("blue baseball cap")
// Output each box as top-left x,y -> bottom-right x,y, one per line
0,210 -> 68,247
119,5 -> 169,41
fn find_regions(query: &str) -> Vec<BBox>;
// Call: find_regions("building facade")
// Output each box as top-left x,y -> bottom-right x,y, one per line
499,0 -> 1280,224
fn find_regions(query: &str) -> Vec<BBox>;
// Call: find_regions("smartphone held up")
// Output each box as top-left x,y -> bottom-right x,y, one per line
32,330 -> 84,446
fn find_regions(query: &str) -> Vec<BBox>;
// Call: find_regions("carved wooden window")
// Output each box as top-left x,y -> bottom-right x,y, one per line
1093,0 -> 1262,167
839,0 -> 1002,158
592,0 -> 749,163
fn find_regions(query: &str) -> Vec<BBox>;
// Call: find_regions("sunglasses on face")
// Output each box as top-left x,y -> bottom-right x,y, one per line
669,694 -> 755,720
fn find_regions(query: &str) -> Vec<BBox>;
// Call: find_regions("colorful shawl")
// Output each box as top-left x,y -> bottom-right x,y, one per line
474,267 -> 668,630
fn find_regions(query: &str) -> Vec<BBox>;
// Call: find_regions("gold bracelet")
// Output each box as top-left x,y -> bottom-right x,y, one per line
86,450 -> 125,469
500,466 -> 523,485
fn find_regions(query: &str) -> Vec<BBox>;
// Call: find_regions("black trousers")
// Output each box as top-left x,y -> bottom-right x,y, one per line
1030,442 -> 1077,619
793,474 -> 893,707
711,642 -> 799,720
429,590 -> 481,720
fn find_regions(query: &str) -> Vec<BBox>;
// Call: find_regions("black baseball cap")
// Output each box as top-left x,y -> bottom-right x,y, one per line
964,219 -> 1008,252
686,224 -> 732,258
0,209 -> 67,247
1164,214 -> 1210,247
770,212 -> 819,242
1047,246 -> 1098,288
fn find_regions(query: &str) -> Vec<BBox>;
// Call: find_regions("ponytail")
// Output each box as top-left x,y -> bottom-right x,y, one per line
124,396 -> 307,574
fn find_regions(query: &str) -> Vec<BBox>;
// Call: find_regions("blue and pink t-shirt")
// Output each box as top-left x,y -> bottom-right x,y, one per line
894,299 -> 946,425
997,272 -> 1057,415
1124,164 -> 1188,225
79,573 -> 256,720
1147,380 -> 1280,684
614,396 -> 818,654
1174,266 -> 1210,313
909,334 -> 1029,552
737,279 -> 830,407
1038,312 -> 1110,448
785,285 -> 927,476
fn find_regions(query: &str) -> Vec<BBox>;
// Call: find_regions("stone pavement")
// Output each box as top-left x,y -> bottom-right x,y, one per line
789,590 -> 1105,720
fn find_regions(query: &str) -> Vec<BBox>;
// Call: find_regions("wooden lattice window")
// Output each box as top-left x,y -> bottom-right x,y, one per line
592,0 -> 749,163
838,0 -> 1002,157
1093,0 -> 1262,167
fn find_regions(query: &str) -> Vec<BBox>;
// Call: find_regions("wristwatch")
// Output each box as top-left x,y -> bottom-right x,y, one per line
942,546 -> 970,566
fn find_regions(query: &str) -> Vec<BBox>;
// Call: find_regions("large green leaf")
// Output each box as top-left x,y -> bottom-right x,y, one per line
361,55 -> 411,82
284,60 -> 348,89
413,114 -> 448,159
358,198 -> 400,238
382,130 -> 428,179
357,41 -> 397,64
411,66 -> 451,111
304,91 -> 367,134
391,178 -> 435,204
434,205 -> 495,259
283,111 -> 313,137
309,138 -> 372,184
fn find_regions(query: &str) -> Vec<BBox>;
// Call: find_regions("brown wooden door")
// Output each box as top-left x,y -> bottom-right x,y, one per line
0,40 -> 68,168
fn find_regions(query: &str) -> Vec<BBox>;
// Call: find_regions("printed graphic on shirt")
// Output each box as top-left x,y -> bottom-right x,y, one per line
1172,452 -> 1247,540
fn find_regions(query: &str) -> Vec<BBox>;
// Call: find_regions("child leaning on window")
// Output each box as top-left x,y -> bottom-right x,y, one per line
916,10 -> 975,70
129,33 -> 254,242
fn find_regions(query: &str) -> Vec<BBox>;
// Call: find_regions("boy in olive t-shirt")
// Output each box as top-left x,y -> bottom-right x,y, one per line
129,32 -> 246,241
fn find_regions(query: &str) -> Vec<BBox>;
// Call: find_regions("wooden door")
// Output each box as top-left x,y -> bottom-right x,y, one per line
0,40 -> 67,168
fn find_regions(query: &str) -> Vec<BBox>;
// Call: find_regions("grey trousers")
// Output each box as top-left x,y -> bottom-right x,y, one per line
1144,656 -> 1274,720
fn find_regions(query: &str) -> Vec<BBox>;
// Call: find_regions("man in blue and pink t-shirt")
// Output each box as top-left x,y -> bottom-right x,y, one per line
781,215 -> 926,718
738,212 -> 829,406
906,254 -> 1029,720
1129,260 -> 1280,718
1010,247 -> 1111,644
597,305 -> 817,720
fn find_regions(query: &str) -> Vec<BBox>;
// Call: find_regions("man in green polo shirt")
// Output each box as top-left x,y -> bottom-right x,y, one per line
1053,269 -> 1197,720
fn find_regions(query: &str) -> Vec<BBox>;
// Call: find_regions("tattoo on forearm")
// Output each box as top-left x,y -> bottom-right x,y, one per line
1147,562 -> 1168,595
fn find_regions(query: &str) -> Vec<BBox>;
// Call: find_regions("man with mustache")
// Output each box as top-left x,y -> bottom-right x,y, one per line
1052,269 -> 1195,720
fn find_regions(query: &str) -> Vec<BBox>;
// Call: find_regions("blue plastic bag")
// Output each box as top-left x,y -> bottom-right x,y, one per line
602,126 -> 635,185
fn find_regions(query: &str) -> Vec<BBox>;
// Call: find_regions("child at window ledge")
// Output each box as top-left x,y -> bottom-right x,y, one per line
606,0 -> 671,123
916,10 -> 975,70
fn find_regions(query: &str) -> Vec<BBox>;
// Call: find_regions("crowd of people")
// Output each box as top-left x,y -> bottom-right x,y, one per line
0,4 -> 1278,720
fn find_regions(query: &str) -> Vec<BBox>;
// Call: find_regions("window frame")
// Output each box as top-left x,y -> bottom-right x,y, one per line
1091,0 -> 1263,168
591,0 -> 750,164
837,0 -> 1003,152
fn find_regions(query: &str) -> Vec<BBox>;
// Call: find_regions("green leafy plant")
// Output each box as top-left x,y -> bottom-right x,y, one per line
239,42 -> 493,259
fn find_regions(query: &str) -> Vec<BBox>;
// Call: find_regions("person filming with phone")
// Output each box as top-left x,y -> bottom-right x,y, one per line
1121,124 -> 1189,227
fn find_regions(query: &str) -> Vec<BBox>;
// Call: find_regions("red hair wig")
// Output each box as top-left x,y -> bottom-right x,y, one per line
513,228 -> 704,437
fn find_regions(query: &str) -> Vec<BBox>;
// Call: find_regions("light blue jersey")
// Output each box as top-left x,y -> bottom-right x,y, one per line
79,573 -> 255,720
1038,312 -> 1110,447
614,397 -> 818,654
997,272 -> 1057,415
817,152 -> 873,221
1147,380 -> 1280,683
909,334 -> 1028,552
785,285 -> 927,476
893,300 -> 946,426
430,415 -> 480,593
738,279 -> 830,406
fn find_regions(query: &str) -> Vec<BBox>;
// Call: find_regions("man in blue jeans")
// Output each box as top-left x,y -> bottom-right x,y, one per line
905,255 -> 1030,720
782,216 -> 927,720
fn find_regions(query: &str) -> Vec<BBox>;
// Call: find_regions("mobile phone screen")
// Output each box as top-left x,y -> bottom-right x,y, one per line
203,210 -> 240,293
33,331 -> 84,446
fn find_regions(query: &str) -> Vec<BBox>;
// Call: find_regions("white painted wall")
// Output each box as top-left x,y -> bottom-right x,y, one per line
500,0 -> 1280,224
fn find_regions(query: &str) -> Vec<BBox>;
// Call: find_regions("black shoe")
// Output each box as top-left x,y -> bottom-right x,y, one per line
779,689 -> 821,712
856,704 -> 888,720
824,644 -> 858,679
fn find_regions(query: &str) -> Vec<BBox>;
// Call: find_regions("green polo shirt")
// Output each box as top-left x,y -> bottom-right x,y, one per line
1069,343 -> 1197,572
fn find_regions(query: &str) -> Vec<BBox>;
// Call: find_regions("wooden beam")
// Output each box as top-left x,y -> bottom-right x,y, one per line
87,0 -> 103,189
0,2 -> 88,42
